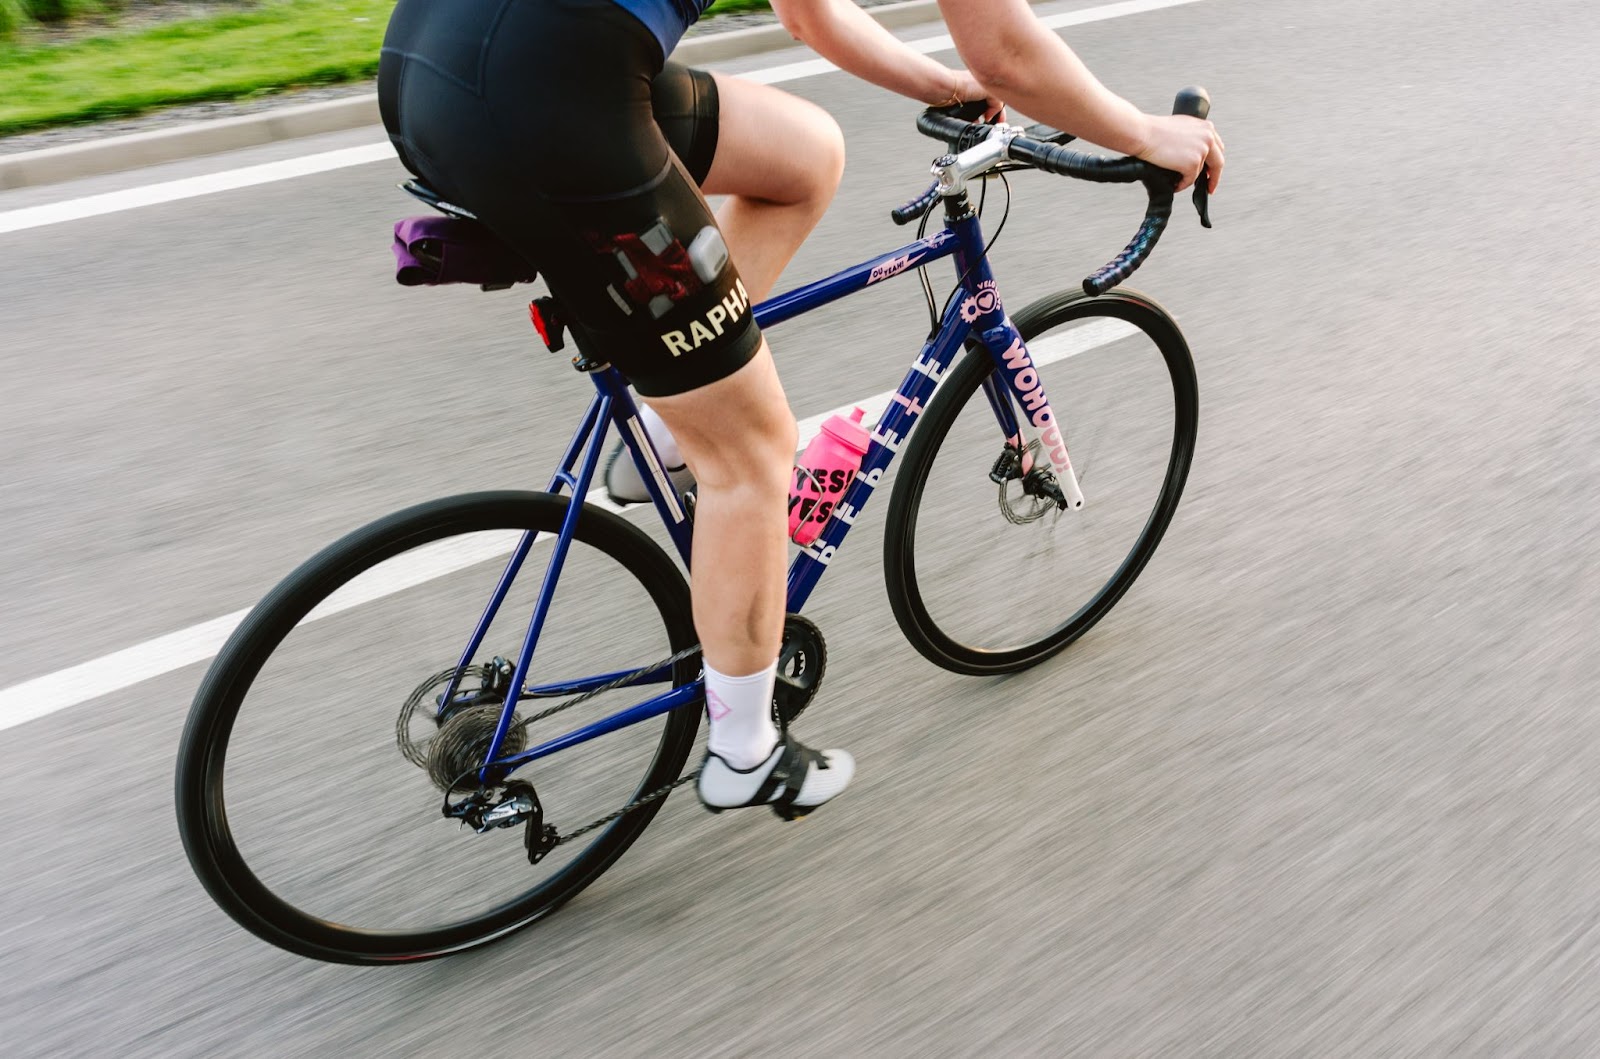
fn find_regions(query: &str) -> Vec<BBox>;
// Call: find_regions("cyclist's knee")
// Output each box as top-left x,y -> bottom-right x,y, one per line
645,343 -> 796,490
698,402 -> 795,492
812,115 -> 846,203
786,109 -> 844,213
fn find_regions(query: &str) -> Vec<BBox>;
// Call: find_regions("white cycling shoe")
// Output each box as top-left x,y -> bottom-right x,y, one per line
602,440 -> 697,506
697,737 -> 855,821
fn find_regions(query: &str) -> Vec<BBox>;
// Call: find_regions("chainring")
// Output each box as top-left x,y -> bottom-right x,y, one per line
774,613 -> 826,728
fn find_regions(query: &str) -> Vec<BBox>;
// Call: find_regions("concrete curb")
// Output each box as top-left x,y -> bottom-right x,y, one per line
0,0 -> 949,193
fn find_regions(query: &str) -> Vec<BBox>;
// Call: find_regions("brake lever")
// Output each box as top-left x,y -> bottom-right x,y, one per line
1172,86 -> 1214,229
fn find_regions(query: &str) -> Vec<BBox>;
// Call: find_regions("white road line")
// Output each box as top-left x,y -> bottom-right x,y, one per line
0,143 -> 394,235
0,0 -> 1205,235
0,318 -> 1132,733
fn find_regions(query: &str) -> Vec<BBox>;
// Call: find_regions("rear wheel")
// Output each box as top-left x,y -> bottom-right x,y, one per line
883,289 -> 1198,675
176,491 -> 699,964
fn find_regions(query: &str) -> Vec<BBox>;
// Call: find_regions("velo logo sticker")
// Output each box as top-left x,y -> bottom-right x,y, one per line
959,280 -> 1001,322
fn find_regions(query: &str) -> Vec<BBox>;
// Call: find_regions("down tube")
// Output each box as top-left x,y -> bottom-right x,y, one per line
785,296 -> 974,612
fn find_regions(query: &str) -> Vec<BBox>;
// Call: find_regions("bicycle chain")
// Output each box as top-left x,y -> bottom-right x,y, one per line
556,770 -> 703,846
510,644 -> 704,845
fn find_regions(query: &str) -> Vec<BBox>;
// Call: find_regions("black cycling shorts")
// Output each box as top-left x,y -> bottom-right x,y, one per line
378,0 -> 760,397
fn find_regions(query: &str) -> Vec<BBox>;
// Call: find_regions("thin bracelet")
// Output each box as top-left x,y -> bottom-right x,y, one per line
932,70 -> 963,109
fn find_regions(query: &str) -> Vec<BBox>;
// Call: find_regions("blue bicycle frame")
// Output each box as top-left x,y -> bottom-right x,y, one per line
449,200 -> 1075,778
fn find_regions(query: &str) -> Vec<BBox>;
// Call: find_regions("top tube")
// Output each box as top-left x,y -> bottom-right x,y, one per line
753,228 -> 962,330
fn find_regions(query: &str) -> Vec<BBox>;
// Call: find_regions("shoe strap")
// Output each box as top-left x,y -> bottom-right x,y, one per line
756,739 -> 828,819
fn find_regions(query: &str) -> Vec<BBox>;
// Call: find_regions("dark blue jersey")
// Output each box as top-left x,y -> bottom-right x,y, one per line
609,0 -> 716,59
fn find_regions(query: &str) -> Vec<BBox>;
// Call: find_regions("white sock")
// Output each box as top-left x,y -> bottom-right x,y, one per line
638,402 -> 684,470
704,660 -> 780,770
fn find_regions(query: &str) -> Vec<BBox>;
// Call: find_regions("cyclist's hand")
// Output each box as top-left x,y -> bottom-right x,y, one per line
946,69 -> 1006,122
1135,114 -> 1224,193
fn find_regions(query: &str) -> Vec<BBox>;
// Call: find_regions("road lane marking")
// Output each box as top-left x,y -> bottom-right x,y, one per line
0,0 -> 1207,235
0,319 -> 1132,732
0,143 -> 395,235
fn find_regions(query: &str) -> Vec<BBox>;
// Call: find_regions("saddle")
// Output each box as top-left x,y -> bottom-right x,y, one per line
391,181 -> 539,291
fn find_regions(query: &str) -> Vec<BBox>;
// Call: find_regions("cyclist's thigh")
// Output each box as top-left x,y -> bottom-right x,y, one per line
696,73 -> 846,202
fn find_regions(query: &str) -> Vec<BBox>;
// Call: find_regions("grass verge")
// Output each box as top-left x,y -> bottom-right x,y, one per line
0,0 -> 774,137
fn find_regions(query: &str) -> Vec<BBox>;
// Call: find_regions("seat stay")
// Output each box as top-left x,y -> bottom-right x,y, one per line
430,393 -> 607,724
475,393 -> 613,775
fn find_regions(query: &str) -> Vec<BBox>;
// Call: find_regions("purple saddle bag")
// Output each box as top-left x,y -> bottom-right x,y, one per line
392,215 -> 539,288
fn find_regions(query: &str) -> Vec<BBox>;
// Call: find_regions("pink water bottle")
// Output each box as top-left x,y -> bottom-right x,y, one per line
789,408 -> 871,546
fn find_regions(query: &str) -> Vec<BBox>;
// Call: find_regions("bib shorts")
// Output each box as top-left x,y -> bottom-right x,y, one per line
378,0 -> 762,397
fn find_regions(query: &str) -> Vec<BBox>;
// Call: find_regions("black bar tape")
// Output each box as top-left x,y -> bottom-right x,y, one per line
1005,138 -> 1146,184
1083,187 -> 1174,296
891,182 -> 942,225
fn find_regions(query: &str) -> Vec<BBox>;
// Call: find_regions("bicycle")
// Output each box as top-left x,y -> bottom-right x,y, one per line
176,91 -> 1213,964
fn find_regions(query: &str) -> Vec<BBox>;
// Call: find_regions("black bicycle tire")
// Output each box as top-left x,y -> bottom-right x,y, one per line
883,288 -> 1199,675
175,491 -> 700,964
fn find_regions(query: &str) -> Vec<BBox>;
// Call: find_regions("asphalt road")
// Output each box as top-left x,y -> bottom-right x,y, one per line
6,0 -> 1600,1054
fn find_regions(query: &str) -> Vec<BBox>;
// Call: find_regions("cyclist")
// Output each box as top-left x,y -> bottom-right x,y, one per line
378,0 -> 1223,819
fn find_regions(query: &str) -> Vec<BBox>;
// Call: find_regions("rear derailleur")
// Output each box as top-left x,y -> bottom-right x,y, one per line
443,780 -> 560,864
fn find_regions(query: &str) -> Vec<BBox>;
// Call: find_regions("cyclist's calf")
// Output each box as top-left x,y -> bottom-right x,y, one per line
646,340 -> 796,673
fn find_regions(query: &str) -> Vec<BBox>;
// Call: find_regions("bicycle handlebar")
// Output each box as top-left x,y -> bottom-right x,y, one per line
889,183 -> 942,226
897,88 -> 1213,296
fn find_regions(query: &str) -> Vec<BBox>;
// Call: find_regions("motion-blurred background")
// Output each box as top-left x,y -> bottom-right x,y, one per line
5,0 -> 1600,1055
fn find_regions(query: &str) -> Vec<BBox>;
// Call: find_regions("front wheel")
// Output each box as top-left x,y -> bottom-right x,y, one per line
176,491 -> 700,964
883,289 -> 1199,675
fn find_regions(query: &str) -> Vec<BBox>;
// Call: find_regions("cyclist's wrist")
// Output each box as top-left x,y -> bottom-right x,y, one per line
1120,111 -> 1158,160
917,66 -> 961,107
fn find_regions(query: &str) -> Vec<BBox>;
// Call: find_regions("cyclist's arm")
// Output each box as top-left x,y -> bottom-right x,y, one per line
770,0 -> 996,110
938,0 -> 1222,191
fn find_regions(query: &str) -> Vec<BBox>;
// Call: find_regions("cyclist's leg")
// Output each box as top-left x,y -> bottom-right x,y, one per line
646,353 -> 853,814
639,72 -> 840,671
646,340 -> 794,679
698,74 -> 846,299
642,67 -> 853,808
